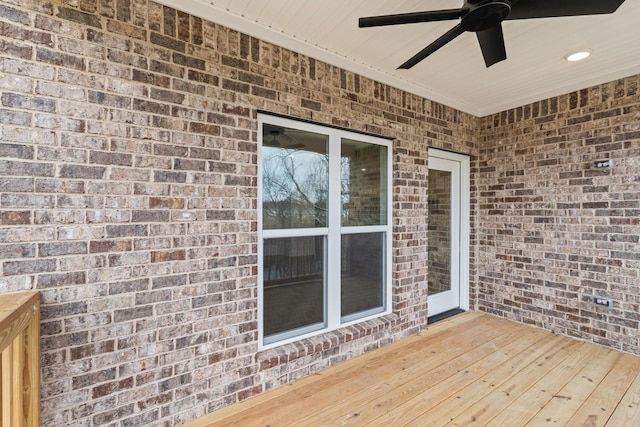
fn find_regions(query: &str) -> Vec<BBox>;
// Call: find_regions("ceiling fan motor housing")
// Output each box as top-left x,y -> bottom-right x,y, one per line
461,0 -> 511,31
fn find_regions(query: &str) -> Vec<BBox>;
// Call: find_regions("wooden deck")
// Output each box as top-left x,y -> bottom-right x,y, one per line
184,312 -> 640,426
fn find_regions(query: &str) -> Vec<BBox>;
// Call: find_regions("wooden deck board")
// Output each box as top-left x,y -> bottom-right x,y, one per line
524,348 -> 623,426
442,334 -> 586,426
399,333 -> 570,426
365,327 -> 554,426
606,368 -> 640,427
482,340 -> 599,426
568,353 -> 640,427
182,312 -> 640,427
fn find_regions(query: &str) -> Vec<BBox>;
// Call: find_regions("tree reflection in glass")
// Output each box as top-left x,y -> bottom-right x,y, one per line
341,138 -> 388,226
262,124 -> 329,230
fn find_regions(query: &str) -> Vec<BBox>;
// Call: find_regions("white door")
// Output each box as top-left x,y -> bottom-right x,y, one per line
427,149 -> 469,317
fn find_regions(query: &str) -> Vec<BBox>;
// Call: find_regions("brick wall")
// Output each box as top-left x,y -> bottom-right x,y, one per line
0,0 -> 476,425
477,76 -> 640,355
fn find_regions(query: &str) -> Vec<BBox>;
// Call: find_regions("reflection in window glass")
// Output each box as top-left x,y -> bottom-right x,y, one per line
262,124 -> 328,229
341,233 -> 384,319
341,138 -> 388,226
428,169 -> 452,296
263,236 -> 325,338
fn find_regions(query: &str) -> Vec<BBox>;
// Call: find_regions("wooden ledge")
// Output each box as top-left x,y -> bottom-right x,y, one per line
0,291 -> 40,353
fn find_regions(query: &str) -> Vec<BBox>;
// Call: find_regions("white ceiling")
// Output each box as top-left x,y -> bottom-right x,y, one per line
156,0 -> 640,116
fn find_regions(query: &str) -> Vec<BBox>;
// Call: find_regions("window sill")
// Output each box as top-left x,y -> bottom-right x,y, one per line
257,314 -> 399,370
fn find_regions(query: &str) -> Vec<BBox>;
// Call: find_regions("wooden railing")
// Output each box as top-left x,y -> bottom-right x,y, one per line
0,291 -> 40,427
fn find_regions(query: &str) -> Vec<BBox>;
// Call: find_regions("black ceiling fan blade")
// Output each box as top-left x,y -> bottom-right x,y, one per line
476,23 -> 507,68
398,24 -> 465,69
359,9 -> 464,28
506,0 -> 626,20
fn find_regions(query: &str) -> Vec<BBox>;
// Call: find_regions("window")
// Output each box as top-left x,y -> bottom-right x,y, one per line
258,114 -> 392,348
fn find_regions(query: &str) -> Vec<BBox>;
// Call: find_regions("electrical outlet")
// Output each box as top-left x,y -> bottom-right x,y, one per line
592,296 -> 611,307
592,159 -> 612,169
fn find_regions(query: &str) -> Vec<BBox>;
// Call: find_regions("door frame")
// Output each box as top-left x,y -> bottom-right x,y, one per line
427,148 -> 470,315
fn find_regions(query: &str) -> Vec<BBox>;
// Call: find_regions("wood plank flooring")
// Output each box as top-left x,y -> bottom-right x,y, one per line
183,312 -> 640,426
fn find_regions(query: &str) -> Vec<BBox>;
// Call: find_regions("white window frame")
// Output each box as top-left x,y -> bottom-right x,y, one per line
257,113 -> 393,350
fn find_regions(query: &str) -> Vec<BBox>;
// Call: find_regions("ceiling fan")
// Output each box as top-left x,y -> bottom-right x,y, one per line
359,0 -> 626,69
263,125 -> 305,149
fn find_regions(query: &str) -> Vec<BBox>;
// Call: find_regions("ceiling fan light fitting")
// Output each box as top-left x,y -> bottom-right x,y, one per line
565,51 -> 591,62
461,0 -> 511,32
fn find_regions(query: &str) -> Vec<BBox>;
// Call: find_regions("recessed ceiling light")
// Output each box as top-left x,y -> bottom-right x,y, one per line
564,51 -> 591,62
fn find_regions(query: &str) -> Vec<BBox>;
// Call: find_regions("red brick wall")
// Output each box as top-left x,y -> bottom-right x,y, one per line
477,76 -> 640,355
0,0 -> 477,425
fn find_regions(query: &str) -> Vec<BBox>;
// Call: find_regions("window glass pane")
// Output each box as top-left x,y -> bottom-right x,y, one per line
428,169 -> 452,296
341,139 -> 388,226
341,233 -> 384,318
262,124 -> 329,229
263,236 -> 325,337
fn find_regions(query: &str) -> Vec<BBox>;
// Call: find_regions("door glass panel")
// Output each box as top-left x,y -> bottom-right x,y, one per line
341,138 -> 388,226
263,236 -> 325,337
428,169 -> 451,296
340,232 -> 384,318
262,124 -> 329,229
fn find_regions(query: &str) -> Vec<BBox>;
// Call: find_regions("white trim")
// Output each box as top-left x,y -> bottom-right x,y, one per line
326,123 -> 342,332
257,114 -> 393,350
340,225 -> 389,235
459,153 -> 470,311
428,149 -> 470,314
263,228 -> 328,239
257,115 -> 266,349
